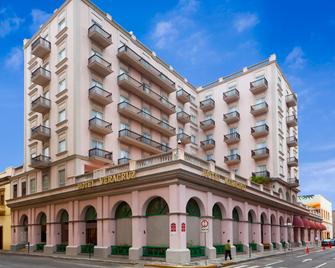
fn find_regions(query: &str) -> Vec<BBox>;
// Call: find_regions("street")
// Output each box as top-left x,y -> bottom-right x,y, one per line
228,248 -> 335,268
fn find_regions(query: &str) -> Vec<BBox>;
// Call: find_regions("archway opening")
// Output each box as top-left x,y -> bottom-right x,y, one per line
248,210 -> 257,250
85,206 -> 97,246
232,207 -> 242,250
59,210 -> 69,245
260,213 -> 266,244
38,213 -> 47,244
270,215 -> 276,247
19,215 -> 28,245
212,204 -> 223,249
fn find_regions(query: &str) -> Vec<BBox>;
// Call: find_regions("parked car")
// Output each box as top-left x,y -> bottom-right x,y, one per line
321,239 -> 335,246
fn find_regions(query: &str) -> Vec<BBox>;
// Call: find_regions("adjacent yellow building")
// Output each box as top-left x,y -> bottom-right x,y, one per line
0,167 -> 13,250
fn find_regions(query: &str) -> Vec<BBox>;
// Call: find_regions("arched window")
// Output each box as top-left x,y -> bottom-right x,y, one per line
212,204 -> 222,220
39,213 -> 47,225
115,202 -> 132,219
261,213 -> 266,224
232,208 -> 239,222
60,210 -> 69,223
146,197 -> 169,216
248,211 -> 253,223
85,206 -> 97,222
186,198 -> 200,217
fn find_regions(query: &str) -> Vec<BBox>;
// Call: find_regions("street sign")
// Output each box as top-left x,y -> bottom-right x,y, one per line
200,219 -> 209,233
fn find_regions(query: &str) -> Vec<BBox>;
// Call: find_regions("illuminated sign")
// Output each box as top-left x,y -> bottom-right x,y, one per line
202,169 -> 246,191
77,171 -> 136,190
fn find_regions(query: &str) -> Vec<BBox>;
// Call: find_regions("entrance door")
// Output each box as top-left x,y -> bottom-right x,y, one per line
0,226 -> 3,250
86,221 -> 97,245
61,223 -> 68,244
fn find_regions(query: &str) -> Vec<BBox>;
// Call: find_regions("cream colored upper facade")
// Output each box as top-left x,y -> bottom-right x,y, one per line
11,0 -> 298,202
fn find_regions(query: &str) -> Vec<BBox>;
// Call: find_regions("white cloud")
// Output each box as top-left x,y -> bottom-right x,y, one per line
5,47 -> 23,70
30,9 -> 52,33
0,8 -> 24,38
233,13 -> 259,33
285,46 -> 306,69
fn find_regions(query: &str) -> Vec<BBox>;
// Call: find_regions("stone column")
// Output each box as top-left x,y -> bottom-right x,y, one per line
44,204 -> 56,254
304,228 -> 309,246
166,184 -> 190,264
272,224 -> 282,250
66,200 -> 81,256
239,221 -> 249,253
253,222 -> 263,252
295,227 -> 302,247
94,196 -> 110,258
202,192 -> 216,259
28,208 -> 37,251
263,223 -> 273,250
102,196 -> 114,248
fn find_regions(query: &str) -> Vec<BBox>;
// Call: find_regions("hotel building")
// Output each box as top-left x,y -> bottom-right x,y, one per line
6,0 -> 322,264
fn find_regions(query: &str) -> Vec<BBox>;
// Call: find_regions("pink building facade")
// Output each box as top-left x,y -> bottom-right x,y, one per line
6,0 -> 322,264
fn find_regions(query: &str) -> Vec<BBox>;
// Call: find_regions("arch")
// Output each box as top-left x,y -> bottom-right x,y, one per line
279,216 -> 284,226
146,197 -> 169,216
260,212 -> 268,244
36,212 -> 47,244
19,214 -> 28,226
270,214 -> 276,243
186,198 -> 202,247
212,204 -> 223,220
114,201 -> 132,248
56,209 -> 69,245
270,214 -> 276,225
186,198 -> 201,217
248,210 -> 256,223
232,206 -> 243,244
248,209 -> 257,244
19,214 -> 28,245
83,206 -> 97,245
115,201 -> 132,219
232,206 -> 243,222
212,203 -> 223,246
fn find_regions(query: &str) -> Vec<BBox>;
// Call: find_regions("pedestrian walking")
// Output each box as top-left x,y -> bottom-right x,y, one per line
224,239 -> 232,261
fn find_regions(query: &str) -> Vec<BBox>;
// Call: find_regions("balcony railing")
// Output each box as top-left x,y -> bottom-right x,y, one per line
223,88 -> 240,103
177,111 -> 191,124
31,125 -> 51,141
117,45 -> 176,93
89,148 -> 113,162
200,119 -> 215,131
288,177 -> 299,187
287,156 -> 298,167
119,129 -> 171,153
224,154 -> 241,165
31,37 -> 51,58
88,86 -> 112,106
200,98 -> 215,111
176,88 -> 191,103
117,73 -> 175,114
88,24 -> 112,49
250,102 -> 268,116
117,101 -> 175,136
251,124 -> 269,138
223,111 -> 240,124
31,96 -> 51,114
31,67 -> 51,86
287,114 -> 298,127
200,139 -> 215,150
287,136 -> 298,147
250,78 -> 268,94
88,54 -> 112,77
30,155 -> 51,169
286,94 -> 297,107
252,170 -> 270,178
118,157 -> 130,165
88,117 -> 112,135
177,133 -> 191,145
251,147 -> 270,160
224,132 -> 240,144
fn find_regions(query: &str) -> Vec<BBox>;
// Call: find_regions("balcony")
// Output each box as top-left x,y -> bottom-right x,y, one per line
200,98 -> 215,112
250,78 -> 268,94
200,139 -> 215,150
287,177 -> 299,187
88,86 -> 112,106
224,154 -> 241,165
88,54 -> 112,77
287,156 -> 298,167
176,89 -> 191,103
251,124 -> 269,138
88,117 -> 112,135
117,45 -> 176,93
117,102 -> 175,137
31,96 -> 51,114
223,88 -> 240,104
287,136 -> 298,147
31,37 -> 51,58
251,147 -> 269,160
31,67 -> 51,86
31,125 -> 51,141
200,119 -> 215,131
286,94 -> 297,107
30,155 -> 51,169
223,111 -> 240,124
117,73 -> 175,115
89,148 -> 113,163
177,133 -> 191,145
252,170 -> 270,179
88,24 -> 112,49
177,111 -> 191,124
118,157 -> 130,165
224,132 -> 240,145
119,129 -> 171,154
250,102 -> 268,116
287,115 -> 298,127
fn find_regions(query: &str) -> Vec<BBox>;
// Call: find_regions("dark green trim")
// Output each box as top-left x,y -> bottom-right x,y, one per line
56,244 -> 67,252
146,197 -> 169,217
186,199 -> 200,217
142,246 -> 168,258
234,243 -> 244,252
111,245 -> 131,255
188,246 -> 205,257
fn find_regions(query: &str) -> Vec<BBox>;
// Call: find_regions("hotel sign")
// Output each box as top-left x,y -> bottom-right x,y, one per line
77,171 -> 136,190
202,169 -> 246,191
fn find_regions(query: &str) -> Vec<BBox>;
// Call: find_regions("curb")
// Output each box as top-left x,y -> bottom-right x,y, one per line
145,264 -> 216,268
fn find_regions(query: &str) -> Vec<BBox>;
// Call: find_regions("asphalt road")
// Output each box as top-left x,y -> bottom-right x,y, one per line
228,247 -> 335,268
0,254 -> 138,268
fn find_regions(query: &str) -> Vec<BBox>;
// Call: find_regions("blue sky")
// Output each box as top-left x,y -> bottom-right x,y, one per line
0,0 -> 334,203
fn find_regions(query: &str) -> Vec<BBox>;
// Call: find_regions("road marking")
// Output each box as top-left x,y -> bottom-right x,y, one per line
247,266 -> 259,268
266,260 -> 283,266
302,258 -> 312,262
296,253 -> 308,258
232,265 -> 248,268
314,263 -> 327,268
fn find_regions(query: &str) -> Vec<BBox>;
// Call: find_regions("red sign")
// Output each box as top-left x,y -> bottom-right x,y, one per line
200,219 -> 209,232
181,223 -> 186,232
170,223 -> 176,232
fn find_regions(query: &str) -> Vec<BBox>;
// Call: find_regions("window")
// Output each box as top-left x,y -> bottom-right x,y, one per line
119,95 -> 128,103
191,135 -> 196,144
120,122 -> 129,130
256,120 -> 266,127
206,134 -> 213,140
30,178 -> 36,194
91,79 -> 103,88
279,159 -> 284,175
43,147 -> 49,156
190,95 -> 196,105
190,114 -> 197,124
256,142 -> 266,149
21,181 -> 26,196
256,165 -> 266,172
228,106 -> 237,113
255,97 -> 265,104
58,17 -> 66,32
58,139 -> 66,153
91,110 -> 103,119
206,154 -> 214,161
58,169 -> 66,187
58,109 -> 66,122
42,175 -> 49,191
58,48 -> 66,62
120,150 -> 129,159
91,139 -> 103,149
230,148 -> 238,155
229,127 -> 237,134
58,79 -> 66,92
13,184 -> 17,198
0,191 -> 4,206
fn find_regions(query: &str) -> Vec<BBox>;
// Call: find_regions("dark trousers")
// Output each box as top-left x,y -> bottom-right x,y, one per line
225,250 -> 232,260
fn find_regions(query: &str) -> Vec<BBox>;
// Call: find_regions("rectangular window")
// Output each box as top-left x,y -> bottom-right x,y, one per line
13,184 -> 17,198
58,139 -> 66,153
206,154 -> 214,161
58,18 -> 66,32
120,122 -> 129,130
190,114 -> 197,124
30,178 -> 36,194
58,48 -> 66,62
120,150 -> 129,159
0,191 -> 4,205
58,109 -> 66,122
58,169 -> 66,187
42,175 -> 49,191
191,135 -> 196,144
58,79 -> 66,92
21,181 -> 26,196
91,139 -> 103,149
279,159 -> 284,175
